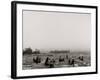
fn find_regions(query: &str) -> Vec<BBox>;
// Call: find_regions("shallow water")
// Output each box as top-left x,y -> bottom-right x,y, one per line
22,51 -> 91,70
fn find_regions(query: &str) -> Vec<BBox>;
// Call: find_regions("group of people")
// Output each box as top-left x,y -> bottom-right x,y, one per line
32,55 -> 84,68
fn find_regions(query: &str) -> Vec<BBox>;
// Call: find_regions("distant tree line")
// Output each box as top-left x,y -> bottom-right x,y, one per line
23,48 -> 40,55
23,48 -> 70,55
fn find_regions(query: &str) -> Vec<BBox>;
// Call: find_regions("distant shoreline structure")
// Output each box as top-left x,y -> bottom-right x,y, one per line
23,47 -> 90,55
23,47 -> 71,55
50,50 -> 70,53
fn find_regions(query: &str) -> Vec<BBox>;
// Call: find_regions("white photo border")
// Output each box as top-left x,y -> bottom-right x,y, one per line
11,1 -> 98,79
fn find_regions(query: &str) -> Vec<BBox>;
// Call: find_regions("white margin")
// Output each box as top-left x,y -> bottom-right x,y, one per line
17,3 -> 96,77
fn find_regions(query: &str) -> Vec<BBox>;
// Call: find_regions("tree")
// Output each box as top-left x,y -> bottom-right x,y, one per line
23,48 -> 33,54
33,49 -> 40,54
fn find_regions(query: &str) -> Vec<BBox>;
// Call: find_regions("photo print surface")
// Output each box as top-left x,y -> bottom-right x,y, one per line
22,10 -> 91,70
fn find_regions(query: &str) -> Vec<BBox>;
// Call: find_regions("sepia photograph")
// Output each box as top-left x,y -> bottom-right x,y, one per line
22,10 -> 91,70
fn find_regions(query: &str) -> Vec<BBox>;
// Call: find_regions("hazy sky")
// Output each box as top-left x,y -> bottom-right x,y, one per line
23,10 -> 91,51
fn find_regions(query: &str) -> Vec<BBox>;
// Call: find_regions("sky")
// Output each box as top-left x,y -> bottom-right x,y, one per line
23,10 -> 91,51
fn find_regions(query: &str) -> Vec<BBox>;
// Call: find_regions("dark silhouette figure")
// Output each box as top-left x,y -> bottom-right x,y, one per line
68,58 -> 71,65
33,57 -> 36,63
59,56 -> 64,62
44,57 -> 50,66
66,55 -> 69,59
78,56 -> 84,61
71,59 -> 75,67
33,56 -> 41,64
49,59 -> 55,68
44,57 -> 55,68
